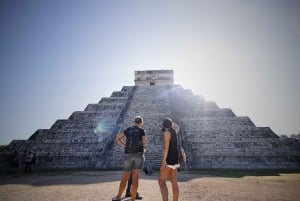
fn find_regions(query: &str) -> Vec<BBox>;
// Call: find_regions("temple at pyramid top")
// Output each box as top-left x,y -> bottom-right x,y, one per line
134,70 -> 174,86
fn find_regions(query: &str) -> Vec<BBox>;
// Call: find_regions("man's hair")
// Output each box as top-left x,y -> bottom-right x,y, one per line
134,116 -> 143,124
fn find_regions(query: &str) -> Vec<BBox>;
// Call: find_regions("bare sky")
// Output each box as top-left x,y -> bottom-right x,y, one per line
0,0 -> 299,144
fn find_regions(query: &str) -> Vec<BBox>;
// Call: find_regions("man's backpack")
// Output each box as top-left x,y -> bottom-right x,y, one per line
125,127 -> 143,154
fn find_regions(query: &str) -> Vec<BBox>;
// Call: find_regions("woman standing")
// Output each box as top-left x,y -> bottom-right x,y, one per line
158,118 -> 180,201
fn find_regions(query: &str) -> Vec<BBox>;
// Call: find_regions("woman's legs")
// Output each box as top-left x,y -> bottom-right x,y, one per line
170,169 -> 179,201
159,167 -> 170,201
159,167 -> 179,201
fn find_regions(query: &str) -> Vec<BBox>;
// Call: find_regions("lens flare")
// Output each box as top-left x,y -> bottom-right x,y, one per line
94,122 -> 108,142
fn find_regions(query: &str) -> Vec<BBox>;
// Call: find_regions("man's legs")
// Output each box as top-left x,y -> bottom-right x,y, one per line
130,169 -> 141,201
116,171 -> 132,198
130,152 -> 144,201
126,172 -> 133,196
28,163 -> 32,173
24,163 -> 29,173
113,153 -> 135,200
158,167 -> 170,201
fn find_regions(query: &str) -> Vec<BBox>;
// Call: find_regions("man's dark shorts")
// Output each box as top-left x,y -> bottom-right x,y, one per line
124,152 -> 144,171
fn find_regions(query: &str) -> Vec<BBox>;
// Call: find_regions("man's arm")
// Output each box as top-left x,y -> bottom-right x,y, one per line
116,132 -> 126,148
172,122 -> 180,134
180,147 -> 187,163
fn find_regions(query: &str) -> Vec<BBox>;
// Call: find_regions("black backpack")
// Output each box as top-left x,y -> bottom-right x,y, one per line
125,127 -> 143,154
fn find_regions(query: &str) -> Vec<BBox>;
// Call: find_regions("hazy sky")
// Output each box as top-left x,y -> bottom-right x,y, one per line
0,0 -> 299,145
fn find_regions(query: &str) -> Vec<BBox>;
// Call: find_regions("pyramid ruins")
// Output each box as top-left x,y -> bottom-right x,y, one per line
5,70 -> 300,169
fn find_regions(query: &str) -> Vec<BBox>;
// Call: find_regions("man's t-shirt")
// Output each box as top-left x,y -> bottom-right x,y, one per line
124,126 -> 145,154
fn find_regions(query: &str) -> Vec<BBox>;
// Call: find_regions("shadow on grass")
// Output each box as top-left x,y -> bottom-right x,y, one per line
0,167 -> 126,186
0,167 -> 299,186
188,168 -> 300,178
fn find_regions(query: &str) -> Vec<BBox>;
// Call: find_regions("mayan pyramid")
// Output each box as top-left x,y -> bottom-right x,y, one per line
7,70 -> 300,169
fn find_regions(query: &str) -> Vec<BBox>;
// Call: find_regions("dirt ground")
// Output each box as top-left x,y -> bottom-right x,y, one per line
0,170 -> 300,201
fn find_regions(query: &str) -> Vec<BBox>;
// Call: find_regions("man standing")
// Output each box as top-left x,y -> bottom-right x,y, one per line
112,116 -> 147,201
24,151 -> 34,173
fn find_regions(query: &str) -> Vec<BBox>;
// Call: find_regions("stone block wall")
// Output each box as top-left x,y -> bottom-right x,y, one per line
168,85 -> 300,169
6,86 -> 135,168
134,70 -> 174,86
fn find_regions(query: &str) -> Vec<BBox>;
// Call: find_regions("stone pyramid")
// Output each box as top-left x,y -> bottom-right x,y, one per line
7,70 -> 300,169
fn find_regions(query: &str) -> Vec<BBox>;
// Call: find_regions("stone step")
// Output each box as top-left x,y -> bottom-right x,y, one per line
182,127 -> 277,139
111,91 -> 128,97
98,97 -> 128,104
68,111 -> 121,121
180,116 -> 255,128
28,129 -> 50,140
177,108 -> 236,117
51,119 -> 118,130
84,103 -> 125,112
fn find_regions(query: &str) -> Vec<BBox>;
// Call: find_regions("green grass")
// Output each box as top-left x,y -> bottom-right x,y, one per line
190,168 -> 300,178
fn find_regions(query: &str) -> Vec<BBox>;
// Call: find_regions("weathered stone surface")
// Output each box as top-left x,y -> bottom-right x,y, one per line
3,70 -> 300,169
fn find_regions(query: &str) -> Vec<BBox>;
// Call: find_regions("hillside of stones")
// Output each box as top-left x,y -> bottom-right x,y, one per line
7,85 -> 300,169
